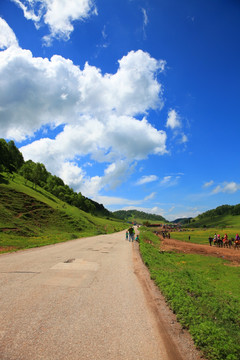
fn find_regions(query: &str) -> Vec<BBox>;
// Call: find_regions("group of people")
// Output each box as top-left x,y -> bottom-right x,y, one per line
126,227 -> 139,242
208,233 -> 240,249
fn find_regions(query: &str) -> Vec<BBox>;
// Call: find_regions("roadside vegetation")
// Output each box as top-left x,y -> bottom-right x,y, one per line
139,227 -> 240,360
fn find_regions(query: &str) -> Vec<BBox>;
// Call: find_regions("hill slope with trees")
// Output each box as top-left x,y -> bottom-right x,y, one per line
188,204 -> 240,228
0,138 -> 109,217
0,173 -> 127,253
113,209 -> 168,223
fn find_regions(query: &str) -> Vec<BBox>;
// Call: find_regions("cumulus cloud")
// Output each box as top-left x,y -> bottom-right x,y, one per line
1,20 -> 168,202
12,0 -> 97,45
0,18 -> 18,49
0,44 -> 166,141
136,175 -> 158,185
212,182 -> 240,194
166,109 -> 181,129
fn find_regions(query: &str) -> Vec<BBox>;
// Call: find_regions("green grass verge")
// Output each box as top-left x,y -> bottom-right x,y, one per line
0,173 -> 127,252
139,227 -> 240,360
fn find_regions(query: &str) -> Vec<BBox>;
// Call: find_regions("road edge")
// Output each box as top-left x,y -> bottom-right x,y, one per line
132,242 -> 205,360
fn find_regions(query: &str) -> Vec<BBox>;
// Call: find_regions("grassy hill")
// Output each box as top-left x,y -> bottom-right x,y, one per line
186,204 -> 240,228
190,213 -> 240,228
113,209 -> 168,224
0,172 -> 127,253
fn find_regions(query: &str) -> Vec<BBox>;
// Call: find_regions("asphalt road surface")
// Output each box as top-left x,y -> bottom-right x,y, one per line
0,229 -> 193,360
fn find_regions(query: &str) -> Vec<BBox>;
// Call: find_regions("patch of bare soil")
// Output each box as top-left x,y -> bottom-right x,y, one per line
160,236 -> 240,266
0,246 -> 17,253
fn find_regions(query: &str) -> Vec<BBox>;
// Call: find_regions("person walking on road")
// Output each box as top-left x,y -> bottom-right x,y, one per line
128,227 -> 134,242
126,231 -> 129,241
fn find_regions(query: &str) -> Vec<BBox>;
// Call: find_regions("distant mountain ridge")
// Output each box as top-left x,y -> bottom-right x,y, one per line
113,209 -> 168,223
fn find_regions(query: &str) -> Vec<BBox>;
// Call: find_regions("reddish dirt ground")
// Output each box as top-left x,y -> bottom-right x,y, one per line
159,236 -> 240,266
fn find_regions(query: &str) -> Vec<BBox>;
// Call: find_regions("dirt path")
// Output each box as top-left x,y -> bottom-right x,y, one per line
159,236 -> 240,266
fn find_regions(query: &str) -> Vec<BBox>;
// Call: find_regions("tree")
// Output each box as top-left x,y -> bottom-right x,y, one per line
19,161 -> 35,184
0,138 -> 10,171
7,140 -> 24,170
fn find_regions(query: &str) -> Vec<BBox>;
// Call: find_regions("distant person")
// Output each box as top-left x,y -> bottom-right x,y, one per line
135,235 -> 139,242
213,233 -> 217,246
128,227 -> 134,242
125,231 -> 128,241
208,236 -> 213,246
188,235 -> 191,241
132,228 -> 135,241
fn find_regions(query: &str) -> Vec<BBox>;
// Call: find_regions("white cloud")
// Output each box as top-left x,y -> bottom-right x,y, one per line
0,18 -> 18,49
142,8 -> 148,27
136,175 -> 158,185
92,196 -> 142,207
203,180 -> 214,188
160,175 -> 181,187
180,133 -> 188,143
141,8 -> 148,39
94,192 -> 156,209
212,182 -> 240,194
144,192 -> 156,201
59,161 -> 86,188
12,0 -> 97,45
79,161 -> 136,197
160,176 -> 172,185
1,21 -> 168,201
0,44 -> 166,142
166,209 -> 201,221
166,109 -> 181,129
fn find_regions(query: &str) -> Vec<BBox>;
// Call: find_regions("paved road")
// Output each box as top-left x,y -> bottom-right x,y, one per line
0,230 -> 181,360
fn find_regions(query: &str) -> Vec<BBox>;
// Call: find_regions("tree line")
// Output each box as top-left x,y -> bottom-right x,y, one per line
0,138 -> 110,217
113,209 -> 167,222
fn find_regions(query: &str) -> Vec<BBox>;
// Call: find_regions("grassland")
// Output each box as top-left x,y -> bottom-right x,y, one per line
139,227 -> 240,360
170,228 -> 240,245
0,173 -> 127,252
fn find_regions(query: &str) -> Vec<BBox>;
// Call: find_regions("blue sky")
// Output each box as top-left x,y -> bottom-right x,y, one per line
0,0 -> 240,220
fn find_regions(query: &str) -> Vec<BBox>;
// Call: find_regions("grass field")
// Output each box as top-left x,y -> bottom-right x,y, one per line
139,227 -> 240,360
170,228 -> 240,245
0,173 -> 127,252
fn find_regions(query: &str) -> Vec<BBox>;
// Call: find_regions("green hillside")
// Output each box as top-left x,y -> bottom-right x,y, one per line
187,204 -> 240,228
0,173 -> 127,253
113,209 -> 168,224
